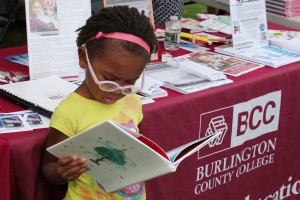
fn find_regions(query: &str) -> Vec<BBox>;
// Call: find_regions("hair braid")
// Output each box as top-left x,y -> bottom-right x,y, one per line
76,6 -> 157,58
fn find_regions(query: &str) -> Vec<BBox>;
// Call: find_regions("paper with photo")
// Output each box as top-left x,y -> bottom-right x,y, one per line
229,0 -> 268,52
25,0 -> 91,80
0,114 -> 32,133
0,110 -> 50,131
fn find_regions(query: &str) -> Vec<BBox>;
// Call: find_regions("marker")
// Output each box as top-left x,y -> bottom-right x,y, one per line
180,32 -> 212,45
180,32 -> 228,45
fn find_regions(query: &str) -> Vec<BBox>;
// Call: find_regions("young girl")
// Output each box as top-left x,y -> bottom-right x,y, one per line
41,6 -> 157,200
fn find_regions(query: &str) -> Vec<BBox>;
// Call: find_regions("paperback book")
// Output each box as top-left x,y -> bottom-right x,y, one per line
47,120 -> 221,192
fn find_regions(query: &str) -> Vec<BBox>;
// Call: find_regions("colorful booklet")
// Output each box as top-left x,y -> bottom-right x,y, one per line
47,120 -> 222,192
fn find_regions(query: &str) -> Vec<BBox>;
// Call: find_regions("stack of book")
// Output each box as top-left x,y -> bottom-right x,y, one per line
268,30 -> 300,53
266,0 -> 300,18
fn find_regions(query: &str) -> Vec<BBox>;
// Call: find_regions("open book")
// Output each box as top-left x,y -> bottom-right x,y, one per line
47,120 -> 221,192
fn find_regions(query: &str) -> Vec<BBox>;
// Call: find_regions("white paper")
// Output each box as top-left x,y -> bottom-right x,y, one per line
229,0 -> 268,52
25,0 -> 91,80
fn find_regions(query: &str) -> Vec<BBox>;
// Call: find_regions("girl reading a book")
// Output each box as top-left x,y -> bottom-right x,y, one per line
41,6 -> 157,200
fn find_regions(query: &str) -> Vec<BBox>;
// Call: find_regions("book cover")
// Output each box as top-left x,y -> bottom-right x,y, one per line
47,120 -> 221,192
0,75 -> 78,117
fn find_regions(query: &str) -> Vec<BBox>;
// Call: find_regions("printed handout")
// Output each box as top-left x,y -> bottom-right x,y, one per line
25,0 -> 91,80
0,110 -> 50,133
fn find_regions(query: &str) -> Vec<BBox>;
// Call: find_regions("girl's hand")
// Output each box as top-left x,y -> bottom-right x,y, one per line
56,155 -> 88,181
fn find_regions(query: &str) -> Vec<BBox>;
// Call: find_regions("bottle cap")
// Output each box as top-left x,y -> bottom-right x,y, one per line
170,16 -> 178,21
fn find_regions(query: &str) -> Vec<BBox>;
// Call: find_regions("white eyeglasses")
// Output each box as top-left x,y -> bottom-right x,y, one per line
85,47 -> 144,95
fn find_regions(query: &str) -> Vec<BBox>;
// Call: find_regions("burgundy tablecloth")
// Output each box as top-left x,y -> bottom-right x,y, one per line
1,23 -> 300,200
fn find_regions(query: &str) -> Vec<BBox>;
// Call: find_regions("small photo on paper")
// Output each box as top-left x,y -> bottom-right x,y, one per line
1,116 -> 24,129
233,21 -> 241,34
28,0 -> 59,35
26,113 -> 43,125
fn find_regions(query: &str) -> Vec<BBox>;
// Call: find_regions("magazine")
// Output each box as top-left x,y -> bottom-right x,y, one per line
47,120 -> 222,192
182,51 -> 265,76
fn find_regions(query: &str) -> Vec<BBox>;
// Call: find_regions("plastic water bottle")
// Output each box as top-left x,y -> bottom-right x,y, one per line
164,16 -> 181,51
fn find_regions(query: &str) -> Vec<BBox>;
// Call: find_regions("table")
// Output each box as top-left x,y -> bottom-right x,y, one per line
1,24 -> 300,200
192,0 -> 300,30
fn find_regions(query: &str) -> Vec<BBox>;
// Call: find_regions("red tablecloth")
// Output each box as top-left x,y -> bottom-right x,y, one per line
1,23 -> 300,200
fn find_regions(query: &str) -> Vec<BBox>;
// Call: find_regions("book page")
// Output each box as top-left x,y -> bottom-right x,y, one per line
25,0 -> 91,80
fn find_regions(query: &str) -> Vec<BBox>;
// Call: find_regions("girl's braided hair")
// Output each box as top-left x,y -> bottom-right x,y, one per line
76,6 -> 157,59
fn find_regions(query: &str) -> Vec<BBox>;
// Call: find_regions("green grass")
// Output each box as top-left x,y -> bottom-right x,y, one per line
0,2 -> 207,49
182,0 -> 206,19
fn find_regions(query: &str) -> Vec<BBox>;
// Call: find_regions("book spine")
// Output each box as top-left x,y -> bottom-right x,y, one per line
266,8 -> 300,17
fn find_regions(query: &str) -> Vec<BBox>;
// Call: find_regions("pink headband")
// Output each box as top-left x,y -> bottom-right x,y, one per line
87,32 -> 150,53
